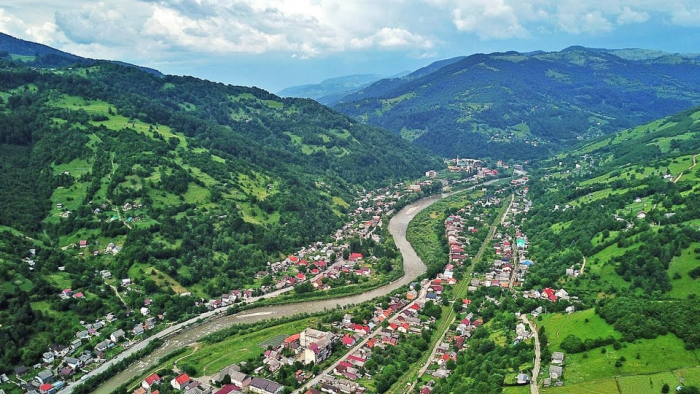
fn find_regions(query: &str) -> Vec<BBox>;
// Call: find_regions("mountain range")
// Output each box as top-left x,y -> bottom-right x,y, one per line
332,46 -> 700,160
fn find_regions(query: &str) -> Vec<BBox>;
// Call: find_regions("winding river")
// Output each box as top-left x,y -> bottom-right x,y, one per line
83,192 -> 445,393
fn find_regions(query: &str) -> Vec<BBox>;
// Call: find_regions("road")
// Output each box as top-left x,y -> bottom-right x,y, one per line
71,193 -> 443,394
521,314 -> 541,394
293,285 -> 429,394
395,192 -> 514,394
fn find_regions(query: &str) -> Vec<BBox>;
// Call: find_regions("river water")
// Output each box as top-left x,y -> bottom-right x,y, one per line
89,193 -> 444,393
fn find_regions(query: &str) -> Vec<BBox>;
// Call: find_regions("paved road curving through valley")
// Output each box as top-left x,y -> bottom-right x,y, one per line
86,193 -> 444,393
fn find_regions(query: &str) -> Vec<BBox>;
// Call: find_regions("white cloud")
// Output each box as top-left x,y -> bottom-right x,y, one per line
451,0 -> 529,40
2,0 -> 700,62
617,6 -> 649,25
0,8 -> 64,45
350,28 -> 435,50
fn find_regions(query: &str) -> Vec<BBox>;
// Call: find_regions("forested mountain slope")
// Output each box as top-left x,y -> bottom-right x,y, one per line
0,54 -> 439,370
521,105 -> 700,346
334,47 -> 700,160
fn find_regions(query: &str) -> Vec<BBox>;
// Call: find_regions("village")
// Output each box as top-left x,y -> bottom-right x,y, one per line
6,162 -> 562,394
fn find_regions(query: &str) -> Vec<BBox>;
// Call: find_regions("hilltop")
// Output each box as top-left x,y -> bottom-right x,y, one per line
0,32 -> 162,75
334,47 -> 700,160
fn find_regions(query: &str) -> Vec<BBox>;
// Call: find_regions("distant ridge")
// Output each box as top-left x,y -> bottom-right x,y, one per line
0,32 -> 162,76
333,46 -> 700,160
277,73 -> 383,105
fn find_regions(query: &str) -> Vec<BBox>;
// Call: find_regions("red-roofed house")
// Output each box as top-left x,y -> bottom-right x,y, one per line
543,288 -> 556,301
39,384 -> 53,394
142,373 -> 161,390
72,292 -> 84,299
79,240 -> 87,248
335,361 -> 352,374
215,384 -> 242,394
347,355 -> 366,367
341,335 -> 355,347
171,373 -> 191,390
296,273 -> 306,281
285,333 -> 300,345
348,253 -> 363,262
288,256 -> 299,263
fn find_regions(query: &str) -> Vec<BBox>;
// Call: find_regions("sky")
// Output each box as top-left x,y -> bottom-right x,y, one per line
1,0 -> 700,93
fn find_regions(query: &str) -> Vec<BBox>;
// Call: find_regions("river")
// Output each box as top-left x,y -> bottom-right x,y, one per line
84,192 -> 445,393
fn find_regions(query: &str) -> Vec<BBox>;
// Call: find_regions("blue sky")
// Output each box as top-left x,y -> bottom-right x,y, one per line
1,0 -> 699,93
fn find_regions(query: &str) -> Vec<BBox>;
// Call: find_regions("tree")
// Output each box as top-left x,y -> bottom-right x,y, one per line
662,383 -> 670,394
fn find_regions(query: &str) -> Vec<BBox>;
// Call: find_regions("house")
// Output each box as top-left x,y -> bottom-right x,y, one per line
42,352 -> 55,364
171,373 -> 191,390
39,384 -> 55,394
215,385 -> 243,394
133,324 -> 145,336
227,371 -> 251,388
516,374 -> 530,384
637,211 -> 646,219
110,329 -> 125,342
14,365 -> 27,377
248,377 -> 283,394
341,335 -> 355,347
142,373 -> 161,390
65,357 -> 81,369
551,351 -> 565,364
35,370 -> 54,385
549,365 -> 563,379
79,240 -> 87,248
348,253 -> 363,262
95,339 -> 111,352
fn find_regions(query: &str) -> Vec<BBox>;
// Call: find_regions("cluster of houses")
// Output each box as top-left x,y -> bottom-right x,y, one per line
445,158 -> 483,174
523,288 -> 571,303
202,183 -> 428,312
13,368 -> 66,394
262,328 -> 337,373
544,351 -> 566,387
21,307 -> 161,390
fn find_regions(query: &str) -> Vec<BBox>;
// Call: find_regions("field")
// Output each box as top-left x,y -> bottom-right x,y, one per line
546,368 -> 700,394
133,316 -> 320,384
539,309 -> 620,352
502,385 -> 531,394
666,242 -> 700,299
557,334 -> 699,386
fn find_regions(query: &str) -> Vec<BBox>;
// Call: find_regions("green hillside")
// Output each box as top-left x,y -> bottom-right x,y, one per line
334,47 -> 700,160
519,107 -> 700,392
0,55 -> 439,371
